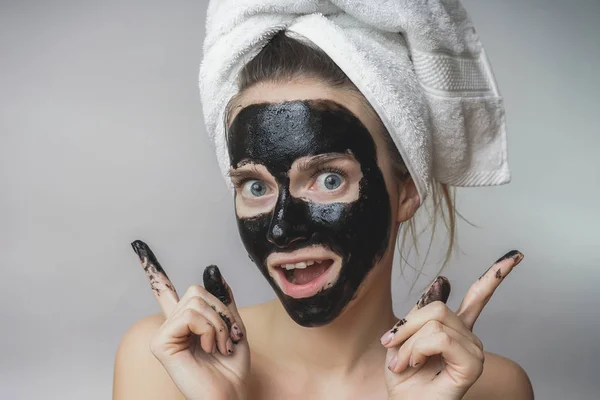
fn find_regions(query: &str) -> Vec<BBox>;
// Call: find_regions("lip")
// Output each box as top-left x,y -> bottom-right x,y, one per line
266,246 -> 342,299
266,246 -> 338,269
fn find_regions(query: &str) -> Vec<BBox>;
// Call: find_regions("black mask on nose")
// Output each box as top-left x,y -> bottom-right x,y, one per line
227,100 -> 391,327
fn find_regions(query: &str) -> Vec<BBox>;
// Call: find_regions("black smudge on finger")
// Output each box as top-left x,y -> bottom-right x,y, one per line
495,250 -> 521,264
203,265 -> 232,306
208,304 -> 232,333
390,318 -> 407,334
131,240 -> 170,279
130,240 -> 176,296
204,265 -> 235,334
480,250 -> 523,280
215,309 -> 233,333
416,276 -> 451,309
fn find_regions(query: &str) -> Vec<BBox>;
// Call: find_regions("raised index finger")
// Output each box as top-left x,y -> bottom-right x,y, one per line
131,240 -> 179,316
456,250 -> 524,330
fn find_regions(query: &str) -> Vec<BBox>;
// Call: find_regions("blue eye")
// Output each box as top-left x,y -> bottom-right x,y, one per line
242,180 -> 267,197
316,173 -> 343,191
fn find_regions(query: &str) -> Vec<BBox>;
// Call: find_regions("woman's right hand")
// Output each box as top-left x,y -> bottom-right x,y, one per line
131,240 -> 250,400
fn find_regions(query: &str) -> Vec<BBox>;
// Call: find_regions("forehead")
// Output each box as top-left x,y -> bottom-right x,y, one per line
227,80 -> 352,122
226,80 -> 383,143
227,100 -> 376,169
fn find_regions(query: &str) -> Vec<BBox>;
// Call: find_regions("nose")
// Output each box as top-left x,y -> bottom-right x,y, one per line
267,187 -> 309,248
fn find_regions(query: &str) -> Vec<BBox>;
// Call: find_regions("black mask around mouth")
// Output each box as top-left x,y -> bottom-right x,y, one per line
227,100 -> 391,327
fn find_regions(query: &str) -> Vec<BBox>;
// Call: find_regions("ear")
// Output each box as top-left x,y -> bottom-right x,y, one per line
396,178 -> 420,223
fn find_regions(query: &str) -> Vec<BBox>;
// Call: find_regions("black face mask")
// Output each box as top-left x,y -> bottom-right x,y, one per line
227,100 -> 391,327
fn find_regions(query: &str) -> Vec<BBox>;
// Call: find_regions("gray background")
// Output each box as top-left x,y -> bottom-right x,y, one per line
1,0 -> 599,399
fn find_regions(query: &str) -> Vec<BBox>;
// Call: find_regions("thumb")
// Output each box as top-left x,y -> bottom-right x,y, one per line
203,265 -> 245,331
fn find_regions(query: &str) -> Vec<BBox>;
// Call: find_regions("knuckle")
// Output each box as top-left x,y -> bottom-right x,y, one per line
189,296 -> 208,309
474,336 -> 484,351
187,284 -> 206,297
438,331 -> 453,347
149,335 -> 164,357
472,360 -> 484,377
463,363 -> 480,379
181,308 -> 198,323
424,320 -> 444,333
476,348 -> 486,363
430,301 -> 449,319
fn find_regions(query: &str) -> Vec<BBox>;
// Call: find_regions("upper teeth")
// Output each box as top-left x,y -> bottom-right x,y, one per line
282,260 -> 318,270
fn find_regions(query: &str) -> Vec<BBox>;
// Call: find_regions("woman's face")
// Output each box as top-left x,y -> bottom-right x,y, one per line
226,80 -> 411,327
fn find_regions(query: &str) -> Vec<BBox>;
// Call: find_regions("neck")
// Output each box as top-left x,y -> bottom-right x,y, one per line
266,258 -> 397,375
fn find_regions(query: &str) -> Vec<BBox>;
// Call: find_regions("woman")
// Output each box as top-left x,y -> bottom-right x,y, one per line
114,2 -> 533,399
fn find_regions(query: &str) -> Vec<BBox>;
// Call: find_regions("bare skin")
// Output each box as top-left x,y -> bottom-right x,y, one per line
114,304 -> 532,399
114,80 -> 533,399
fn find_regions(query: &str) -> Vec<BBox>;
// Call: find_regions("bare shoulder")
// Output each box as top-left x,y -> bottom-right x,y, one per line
464,352 -> 534,400
113,313 -> 184,400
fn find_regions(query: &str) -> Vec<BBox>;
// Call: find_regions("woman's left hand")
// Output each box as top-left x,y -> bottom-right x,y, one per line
382,250 -> 524,400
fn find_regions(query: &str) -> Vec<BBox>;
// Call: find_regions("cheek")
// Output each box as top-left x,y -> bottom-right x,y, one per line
307,202 -> 349,231
236,214 -> 273,265
373,157 -> 400,223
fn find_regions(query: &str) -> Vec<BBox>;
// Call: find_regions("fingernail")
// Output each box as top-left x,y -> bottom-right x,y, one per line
495,250 -> 524,265
409,355 -> 420,368
388,355 -> 398,371
231,322 -> 242,335
130,240 -> 170,279
231,322 -> 244,343
381,319 -> 407,345
226,338 -> 234,355
380,331 -> 394,345
417,276 -> 451,309
211,341 -> 217,354
513,252 -> 525,266
480,251 -> 525,280
203,265 -> 232,306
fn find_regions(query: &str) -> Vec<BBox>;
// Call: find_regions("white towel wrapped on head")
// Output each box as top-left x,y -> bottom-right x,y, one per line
199,0 -> 510,202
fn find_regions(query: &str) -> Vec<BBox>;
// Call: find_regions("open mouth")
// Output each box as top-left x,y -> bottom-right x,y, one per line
267,248 -> 341,299
280,259 -> 335,285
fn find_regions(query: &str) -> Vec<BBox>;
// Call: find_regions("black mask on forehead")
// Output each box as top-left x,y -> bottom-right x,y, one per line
227,100 -> 391,327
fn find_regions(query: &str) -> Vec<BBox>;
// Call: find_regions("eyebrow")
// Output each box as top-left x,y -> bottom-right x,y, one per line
228,152 -> 356,180
295,152 -> 355,173
228,164 -> 263,181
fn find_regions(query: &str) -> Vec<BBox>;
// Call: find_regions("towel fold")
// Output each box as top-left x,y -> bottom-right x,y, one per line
199,0 -> 510,202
